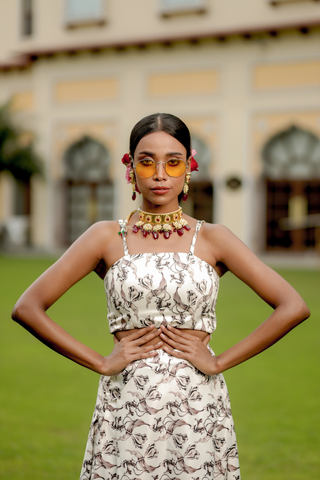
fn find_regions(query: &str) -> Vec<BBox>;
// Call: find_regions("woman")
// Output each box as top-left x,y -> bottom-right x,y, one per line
12,113 -> 310,479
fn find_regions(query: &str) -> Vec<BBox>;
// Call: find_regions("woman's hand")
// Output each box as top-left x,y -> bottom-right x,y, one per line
101,325 -> 163,376
160,325 -> 219,376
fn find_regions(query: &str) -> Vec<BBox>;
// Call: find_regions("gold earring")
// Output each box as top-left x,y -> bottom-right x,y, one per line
129,171 -> 137,201
182,173 -> 191,202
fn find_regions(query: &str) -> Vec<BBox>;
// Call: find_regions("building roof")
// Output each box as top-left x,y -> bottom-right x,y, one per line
1,18 -> 319,72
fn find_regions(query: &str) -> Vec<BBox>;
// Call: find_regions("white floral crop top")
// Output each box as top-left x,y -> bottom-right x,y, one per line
104,220 -> 219,334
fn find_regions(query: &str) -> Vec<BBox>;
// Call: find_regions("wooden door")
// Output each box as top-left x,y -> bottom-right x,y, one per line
266,179 -> 320,251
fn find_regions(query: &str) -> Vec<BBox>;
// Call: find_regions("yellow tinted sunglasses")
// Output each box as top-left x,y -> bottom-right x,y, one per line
134,158 -> 187,178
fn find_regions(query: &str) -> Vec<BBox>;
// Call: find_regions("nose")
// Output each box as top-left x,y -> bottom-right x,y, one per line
153,162 -> 167,180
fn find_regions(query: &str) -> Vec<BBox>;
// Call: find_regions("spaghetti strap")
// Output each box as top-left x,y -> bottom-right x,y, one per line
189,220 -> 204,255
118,219 -> 129,256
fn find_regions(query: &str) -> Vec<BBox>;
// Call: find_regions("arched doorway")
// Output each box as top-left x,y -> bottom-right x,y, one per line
263,125 -> 320,251
185,135 -> 213,223
64,135 -> 113,244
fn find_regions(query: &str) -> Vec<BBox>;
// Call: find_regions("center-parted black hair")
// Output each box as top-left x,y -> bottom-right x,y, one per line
129,113 -> 191,158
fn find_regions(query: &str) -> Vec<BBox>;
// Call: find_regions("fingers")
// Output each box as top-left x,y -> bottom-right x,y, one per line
163,345 -> 186,358
160,326 -> 192,347
160,331 -> 191,352
133,328 -> 162,347
160,325 -> 211,349
126,325 -> 156,340
120,325 -> 159,345
138,341 -> 163,353
161,337 -> 189,352
132,350 -> 157,361
129,342 -> 163,362
160,325 -> 194,343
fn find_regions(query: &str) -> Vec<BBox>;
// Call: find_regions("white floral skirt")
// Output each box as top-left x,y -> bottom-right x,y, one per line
80,348 -> 240,479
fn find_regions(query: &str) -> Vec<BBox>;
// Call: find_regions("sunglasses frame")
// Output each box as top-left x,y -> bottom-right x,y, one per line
133,158 -> 188,178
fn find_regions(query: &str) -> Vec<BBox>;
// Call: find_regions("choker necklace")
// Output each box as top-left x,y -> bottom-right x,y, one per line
120,207 -> 191,240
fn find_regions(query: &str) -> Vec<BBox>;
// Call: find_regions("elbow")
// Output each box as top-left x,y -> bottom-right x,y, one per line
292,299 -> 310,326
12,293 -> 46,329
300,302 -> 310,321
11,302 -> 23,323
11,301 -> 31,325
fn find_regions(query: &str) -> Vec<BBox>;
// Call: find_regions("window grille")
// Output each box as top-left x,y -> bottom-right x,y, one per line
64,136 -> 113,243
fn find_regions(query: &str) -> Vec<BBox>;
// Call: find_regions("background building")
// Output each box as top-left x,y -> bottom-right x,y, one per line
0,0 -> 319,254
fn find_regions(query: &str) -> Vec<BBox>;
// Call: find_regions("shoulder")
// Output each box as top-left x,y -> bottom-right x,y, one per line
187,221 -> 234,275
82,220 -> 120,243
93,219 -> 120,235
200,222 -> 236,251
199,221 -> 269,279
200,222 -> 231,238
201,222 -> 253,258
56,220 -> 122,280
66,220 -> 121,262
198,222 -> 253,275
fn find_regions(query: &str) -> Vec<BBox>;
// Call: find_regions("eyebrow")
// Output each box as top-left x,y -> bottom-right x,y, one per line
137,151 -> 184,157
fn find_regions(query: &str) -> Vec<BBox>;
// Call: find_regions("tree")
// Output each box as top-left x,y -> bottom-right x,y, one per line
0,102 -> 42,181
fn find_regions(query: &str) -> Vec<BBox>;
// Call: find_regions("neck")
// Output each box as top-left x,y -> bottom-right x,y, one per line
140,198 -> 180,214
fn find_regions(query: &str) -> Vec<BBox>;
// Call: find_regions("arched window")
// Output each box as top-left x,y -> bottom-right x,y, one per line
262,126 -> 320,251
64,136 -> 113,244
185,134 -> 213,223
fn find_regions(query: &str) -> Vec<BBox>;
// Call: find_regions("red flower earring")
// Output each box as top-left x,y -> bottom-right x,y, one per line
190,149 -> 199,172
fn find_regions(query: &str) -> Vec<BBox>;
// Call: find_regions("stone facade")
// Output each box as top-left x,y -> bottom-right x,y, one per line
0,0 -> 319,252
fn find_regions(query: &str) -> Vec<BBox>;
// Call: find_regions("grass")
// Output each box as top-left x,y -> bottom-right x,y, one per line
215,270 -> 320,480
0,256 -> 319,480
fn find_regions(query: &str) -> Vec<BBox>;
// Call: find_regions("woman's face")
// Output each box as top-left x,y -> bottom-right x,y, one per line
133,131 -> 190,211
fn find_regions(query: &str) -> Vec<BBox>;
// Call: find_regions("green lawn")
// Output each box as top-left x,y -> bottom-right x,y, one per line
0,256 -> 319,480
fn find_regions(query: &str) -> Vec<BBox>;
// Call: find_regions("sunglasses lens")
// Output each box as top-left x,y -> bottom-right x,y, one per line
165,159 -> 186,177
135,159 -> 187,178
135,160 -> 157,178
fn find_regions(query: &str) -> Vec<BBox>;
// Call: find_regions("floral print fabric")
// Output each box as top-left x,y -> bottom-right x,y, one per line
105,221 -> 219,334
79,221 -> 240,479
80,350 -> 240,479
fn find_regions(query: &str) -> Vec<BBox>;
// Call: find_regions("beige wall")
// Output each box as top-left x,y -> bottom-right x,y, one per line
253,59 -> 320,90
0,0 -> 320,62
0,1 -> 319,250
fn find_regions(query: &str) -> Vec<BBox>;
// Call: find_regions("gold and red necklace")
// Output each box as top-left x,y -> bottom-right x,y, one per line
120,207 -> 191,240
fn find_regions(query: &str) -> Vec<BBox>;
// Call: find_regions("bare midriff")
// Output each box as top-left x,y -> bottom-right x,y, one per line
115,328 -> 209,349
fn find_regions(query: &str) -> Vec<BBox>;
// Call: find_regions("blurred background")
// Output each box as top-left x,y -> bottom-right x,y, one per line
0,2 -> 320,479
0,0 -> 320,259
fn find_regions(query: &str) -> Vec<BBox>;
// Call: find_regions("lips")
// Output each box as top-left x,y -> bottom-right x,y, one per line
151,187 -> 170,195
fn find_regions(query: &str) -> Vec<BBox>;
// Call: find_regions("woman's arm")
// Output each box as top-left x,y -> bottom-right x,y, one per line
161,224 -> 310,375
212,225 -> 310,373
11,221 -> 162,375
